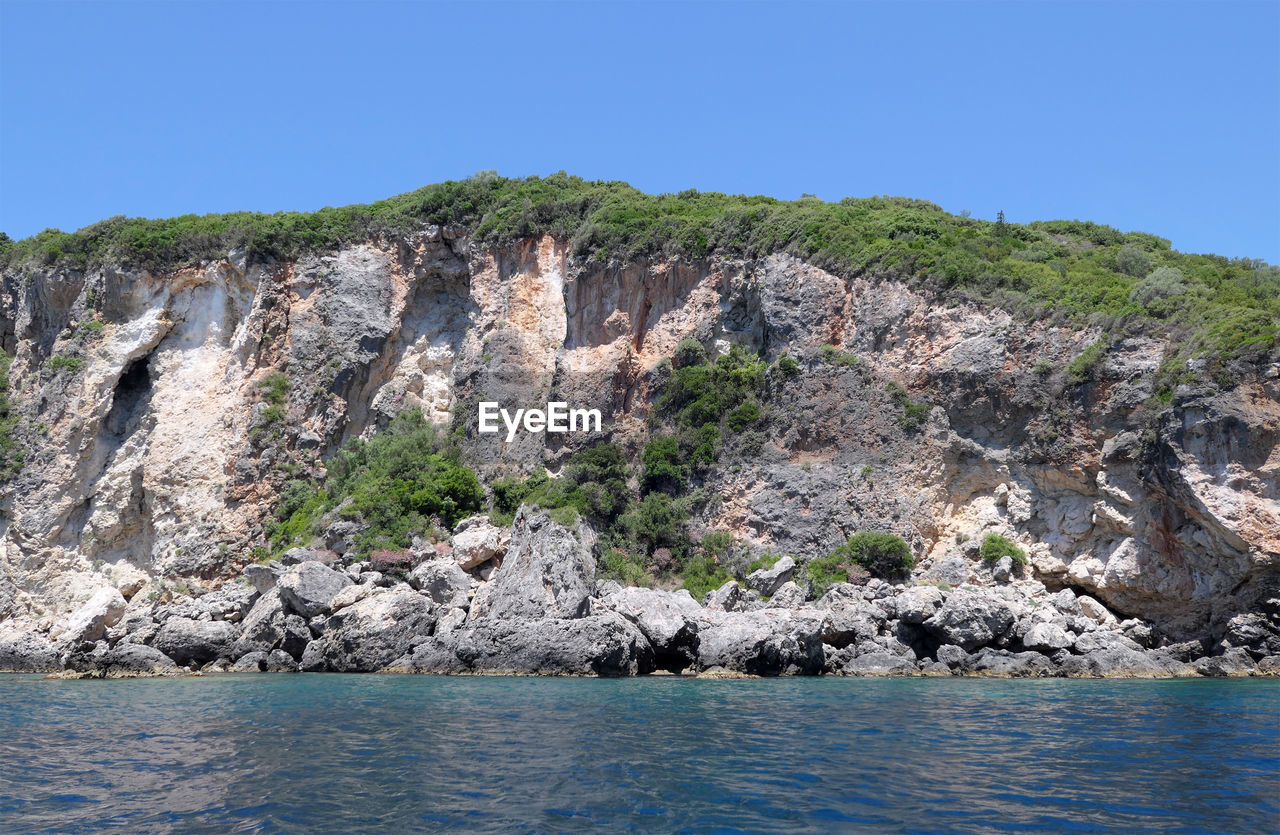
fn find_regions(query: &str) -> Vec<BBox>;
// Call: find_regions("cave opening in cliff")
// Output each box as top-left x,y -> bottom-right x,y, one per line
104,354 -> 154,437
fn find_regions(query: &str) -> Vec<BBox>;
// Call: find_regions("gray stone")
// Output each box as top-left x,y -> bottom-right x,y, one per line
231,649 -> 298,672
819,603 -> 884,649
894,586 -> 945,624
599,586 -> 701,672
1222,612 -> 1280,659
1058,646 -> 1192,677
435,606 -> 468,634
746,556 -> 795,596
815,583 -> 865,608
266,649 -> 299,672
1120,618 -> 1158,649
61,587 -> 127,644
694,609 -> 824,676
243,563 -> 282,595
323,520 -> 366,555
329,582 -> 378,611
471,506 -> 594,621
971,648 -> 1054,677
936,644 -> 971,670
0,631 -> 61,672
1023,621 -> 1075,653
100,644 -> 179,677
408,560 -> 474,608
199,583 -> 259,623
449,516 -> 509,570
1077,595 -> 1117,625
66,642 -> 180,678
281,547 -> 335,566
842,650 -> 917,676
1162,640 -> 1210,663
153,617 -> 237,666
277,561 -> 353,619
703,580 -> 748,612
766,581 -> 807,609
923,590 -> 1016,651
991,556 -> 1014,583
107,614 -> 158,645
304,586 -> 436,672
231,651 -> 270,672
1048,589 -> 1082,616
1073,630 -> 1142,654
281,615 -> 312,659
926,556 -> 971,587
1193,648 -> 1255,677
390,611 -> 654,677
231,588 -> 286,658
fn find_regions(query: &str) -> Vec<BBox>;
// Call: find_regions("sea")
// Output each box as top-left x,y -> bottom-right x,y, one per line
0,675 -> 1276,832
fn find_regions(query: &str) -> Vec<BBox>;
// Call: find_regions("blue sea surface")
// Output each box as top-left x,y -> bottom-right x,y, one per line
0,675 -> 1276,832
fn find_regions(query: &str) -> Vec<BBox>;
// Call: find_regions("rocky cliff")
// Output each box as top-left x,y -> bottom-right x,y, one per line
1,181 -> 1278,674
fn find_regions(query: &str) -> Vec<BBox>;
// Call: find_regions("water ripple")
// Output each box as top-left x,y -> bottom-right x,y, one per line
0,676 -> 1276,831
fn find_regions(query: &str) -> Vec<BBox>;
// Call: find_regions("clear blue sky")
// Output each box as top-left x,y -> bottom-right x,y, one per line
2,1 -> 1277,262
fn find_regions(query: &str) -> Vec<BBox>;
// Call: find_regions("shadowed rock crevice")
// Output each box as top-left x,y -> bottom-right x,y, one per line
104,354 -> 153,439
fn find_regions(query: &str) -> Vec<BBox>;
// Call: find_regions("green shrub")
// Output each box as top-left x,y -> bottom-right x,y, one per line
547,505 -> 580,528
831,531 -> 914,580
745,551 -> 780,575
5,174 -> 1275,364
266,411 -> 483,557
47,355 -> 84,374
819,344 -> 860,368
886,382 -> 930,431
76,319 -> 105,342
258,371 -> 290,406
726,401 -> 761,432
673,337 -> 708,368
1067,340 -> 1108,383
798,552 -> 851,599
677,553 -> 733,601
0,354 -> 23,482
598,548 -> 652,587
701,531 -> 736,559
1116,244 -> 1153,277
774,352 -> 800,376
642,436 -> 685,493
622,492 -> 691,558
979,533 -> 1027,566
1129,265 -> 1187,311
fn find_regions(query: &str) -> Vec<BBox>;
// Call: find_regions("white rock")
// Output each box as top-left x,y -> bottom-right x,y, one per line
450,517 -> 510,570
60,587 -> 127,644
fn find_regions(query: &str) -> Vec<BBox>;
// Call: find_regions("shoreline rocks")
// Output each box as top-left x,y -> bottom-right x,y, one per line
3,506 -> 1279,681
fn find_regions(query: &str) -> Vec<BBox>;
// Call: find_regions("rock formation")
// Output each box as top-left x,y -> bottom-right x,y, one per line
0,183 -> 1277,678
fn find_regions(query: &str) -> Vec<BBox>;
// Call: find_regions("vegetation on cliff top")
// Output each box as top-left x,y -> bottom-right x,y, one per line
1,173 -> 1275,360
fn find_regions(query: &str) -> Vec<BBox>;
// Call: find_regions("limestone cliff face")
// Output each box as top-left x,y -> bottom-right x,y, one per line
1,230 -> 1277,638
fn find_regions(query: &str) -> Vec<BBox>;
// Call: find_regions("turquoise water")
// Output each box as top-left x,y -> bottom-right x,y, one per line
0,676 -> 1276,832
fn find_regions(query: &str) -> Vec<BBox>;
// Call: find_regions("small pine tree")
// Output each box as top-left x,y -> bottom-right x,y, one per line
996,210 -> 1006,236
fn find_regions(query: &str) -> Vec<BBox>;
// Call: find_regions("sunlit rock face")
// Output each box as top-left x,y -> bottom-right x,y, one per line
1,232 -> 1276,640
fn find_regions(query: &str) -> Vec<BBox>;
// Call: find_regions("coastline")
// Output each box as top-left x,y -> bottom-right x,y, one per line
5,508 -> 1278,683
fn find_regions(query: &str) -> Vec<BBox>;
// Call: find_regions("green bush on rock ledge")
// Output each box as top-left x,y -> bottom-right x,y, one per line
979,533 -> 1028,566
834,532 -> 915,581
267,411 -> 483,558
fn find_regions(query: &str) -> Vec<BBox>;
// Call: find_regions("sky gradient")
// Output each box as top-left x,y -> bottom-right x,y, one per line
1,1 -> 1277,262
